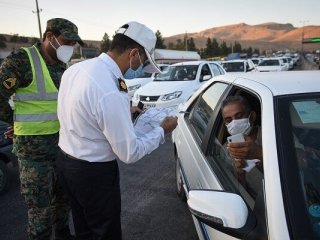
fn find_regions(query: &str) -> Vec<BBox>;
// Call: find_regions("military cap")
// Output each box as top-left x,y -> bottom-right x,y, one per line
46,18 -> 83,46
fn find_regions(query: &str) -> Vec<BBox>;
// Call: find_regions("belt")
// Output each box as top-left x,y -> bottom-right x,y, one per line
60,149 -> 116,163
60,149 -> 85,161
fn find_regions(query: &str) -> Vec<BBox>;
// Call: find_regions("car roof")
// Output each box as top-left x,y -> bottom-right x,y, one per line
171,60 -> 214,66
215,71 -> 320,96
222,59 -> 249,63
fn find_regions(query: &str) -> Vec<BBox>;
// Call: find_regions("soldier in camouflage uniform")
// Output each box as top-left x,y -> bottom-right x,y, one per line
0,18 -> 83,240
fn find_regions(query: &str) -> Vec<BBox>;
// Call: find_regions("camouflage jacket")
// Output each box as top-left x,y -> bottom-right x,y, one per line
0,43 -> 66,151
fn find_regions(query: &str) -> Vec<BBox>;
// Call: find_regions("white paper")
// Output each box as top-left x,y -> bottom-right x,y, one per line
242,159 -> 261,172
134,107 -> 178,137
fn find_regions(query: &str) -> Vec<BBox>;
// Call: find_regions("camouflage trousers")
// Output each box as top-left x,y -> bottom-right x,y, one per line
14,135 -> 72,240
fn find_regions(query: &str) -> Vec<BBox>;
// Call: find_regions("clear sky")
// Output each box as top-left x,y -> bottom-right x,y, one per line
0,0 -> 319,41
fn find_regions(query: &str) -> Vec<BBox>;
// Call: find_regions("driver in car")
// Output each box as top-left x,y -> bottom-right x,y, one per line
221,95 -> 263,183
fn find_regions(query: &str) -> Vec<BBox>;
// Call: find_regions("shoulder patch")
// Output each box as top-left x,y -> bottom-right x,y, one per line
3,78 -> 17,89
118,78 -> 128,93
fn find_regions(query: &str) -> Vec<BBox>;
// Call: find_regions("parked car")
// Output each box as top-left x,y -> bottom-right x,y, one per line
221,59 -> 256,73
280,57 -> 290,71
132,61 -> 225,109
172,71 -> 320,240
125,64 -> 169,99
285,57 -> 294,70
0,121 -> 16,194
256,58 -> 287,72
251,58 -> 262,66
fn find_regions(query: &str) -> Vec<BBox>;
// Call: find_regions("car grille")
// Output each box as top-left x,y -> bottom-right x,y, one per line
140,95 -> 160,102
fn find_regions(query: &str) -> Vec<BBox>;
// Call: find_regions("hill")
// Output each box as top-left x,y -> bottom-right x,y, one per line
164,22 -> 320,51
1,22 -> 320,54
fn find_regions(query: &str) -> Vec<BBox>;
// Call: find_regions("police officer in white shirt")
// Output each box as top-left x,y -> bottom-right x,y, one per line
56,21 -> 177,240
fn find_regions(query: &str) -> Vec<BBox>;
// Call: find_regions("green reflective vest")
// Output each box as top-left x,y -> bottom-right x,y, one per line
13,46 -> 59,135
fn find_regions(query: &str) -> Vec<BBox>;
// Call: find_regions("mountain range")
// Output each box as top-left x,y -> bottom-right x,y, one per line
1,22 -> 320,54
163,22 -> 320,51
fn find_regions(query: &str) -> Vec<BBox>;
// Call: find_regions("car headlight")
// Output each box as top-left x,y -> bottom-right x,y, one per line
128,84 -> 141,91
161,91 -> 182,101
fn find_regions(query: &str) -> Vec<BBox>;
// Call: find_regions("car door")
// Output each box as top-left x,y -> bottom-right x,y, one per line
175,81 -> 230,191
200,88 -> 267,240
176,81 -> 268,239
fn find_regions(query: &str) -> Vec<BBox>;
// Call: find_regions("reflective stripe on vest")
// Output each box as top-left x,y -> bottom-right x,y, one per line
15,113 -> 58,122
13,46 -> 59,135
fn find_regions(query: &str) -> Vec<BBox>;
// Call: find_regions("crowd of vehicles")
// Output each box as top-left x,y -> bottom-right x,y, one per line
127,53 -> 301,109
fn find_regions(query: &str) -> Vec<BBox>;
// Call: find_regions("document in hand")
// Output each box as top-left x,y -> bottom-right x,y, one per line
134,107 -> 178,137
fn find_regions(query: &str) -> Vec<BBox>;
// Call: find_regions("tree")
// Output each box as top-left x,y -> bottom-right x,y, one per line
0,35 -> 6,42
0,41 -> 6,49
167,42 -> 175,50
0,34 -> 6,49
220,41 -> 229,56
10,34 -> 19,42
30,37 -> 39,44
155,30 -> 166,49
100,33 -> 111,53
233,41 -> 242,53
253,48 -> 260,55
174,39 -> 185,50
187,37 -> 196,51
204,38 -> 213,58
211,38 -> 220,56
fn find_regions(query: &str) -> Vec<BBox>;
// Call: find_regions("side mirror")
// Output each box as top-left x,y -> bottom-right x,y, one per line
201,75 -> 212,81
187,190 -> 255,238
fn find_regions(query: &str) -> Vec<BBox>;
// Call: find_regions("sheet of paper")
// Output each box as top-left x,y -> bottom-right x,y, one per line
134,107 -> 178,137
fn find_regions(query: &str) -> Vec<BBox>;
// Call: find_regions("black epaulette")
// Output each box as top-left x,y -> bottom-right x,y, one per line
118,78 -> 128,93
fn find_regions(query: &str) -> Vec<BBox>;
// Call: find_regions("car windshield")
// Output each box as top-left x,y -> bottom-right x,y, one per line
222,62 -> 244,72
154,65 -> 198,81
277,94 -> 320,238
252,59 -> 260,65
259,59 -> 280,66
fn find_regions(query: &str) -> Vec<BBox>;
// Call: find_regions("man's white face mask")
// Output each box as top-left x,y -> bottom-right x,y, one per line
226,113 -> 252,136
50,36 -> 74,63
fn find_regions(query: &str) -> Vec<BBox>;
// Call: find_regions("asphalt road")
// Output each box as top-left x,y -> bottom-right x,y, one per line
0,135 -> 198,240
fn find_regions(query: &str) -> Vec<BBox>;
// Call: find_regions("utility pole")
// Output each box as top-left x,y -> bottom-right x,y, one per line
300,20 -> 309,55
33,0 -> 42,39
185,31 -> 188,51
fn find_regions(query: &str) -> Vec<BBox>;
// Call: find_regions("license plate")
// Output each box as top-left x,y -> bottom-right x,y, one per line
144,104 -> 156,109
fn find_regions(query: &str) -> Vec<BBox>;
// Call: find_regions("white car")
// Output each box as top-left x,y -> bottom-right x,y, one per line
251,58 -> 262,67
221,59 -> 256,73
132,61 -> 225,109
172,71 -> 320,240
256,58 -> 287,72
125,64 -> 169,99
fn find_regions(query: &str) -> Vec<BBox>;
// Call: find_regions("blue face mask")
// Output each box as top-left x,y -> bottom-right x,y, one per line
124,52 -> 144,79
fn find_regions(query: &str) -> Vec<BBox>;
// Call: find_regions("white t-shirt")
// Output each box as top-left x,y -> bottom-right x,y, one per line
58,53 -> 164,163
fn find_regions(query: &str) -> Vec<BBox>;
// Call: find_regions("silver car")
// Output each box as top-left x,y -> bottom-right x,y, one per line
173,71 -> 320,239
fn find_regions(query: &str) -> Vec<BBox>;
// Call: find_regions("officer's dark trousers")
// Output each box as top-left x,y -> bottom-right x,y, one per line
56,149 -> 122,240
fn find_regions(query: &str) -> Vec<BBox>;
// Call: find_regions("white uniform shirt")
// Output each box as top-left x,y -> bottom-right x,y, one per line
58,53 -> 164,163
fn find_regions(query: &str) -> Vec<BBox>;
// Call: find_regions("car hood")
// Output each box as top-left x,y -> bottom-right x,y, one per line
256,66 -> 280,71
125,77 -> 152,87
137,81 -> 198,96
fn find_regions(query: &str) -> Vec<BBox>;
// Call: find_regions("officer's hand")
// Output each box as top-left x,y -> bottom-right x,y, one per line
4,126 -> 14,139
131,106 -> 144,122
161,116 -> 178,134
130,106 -> 144,115
227,135 -> 262,160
